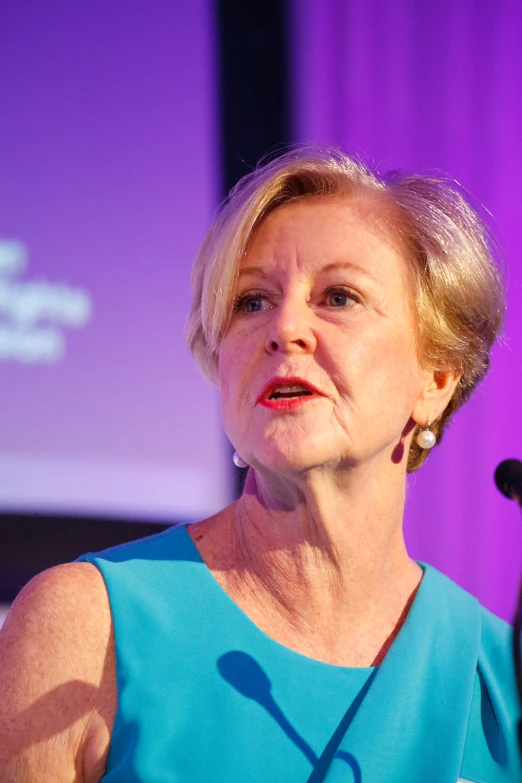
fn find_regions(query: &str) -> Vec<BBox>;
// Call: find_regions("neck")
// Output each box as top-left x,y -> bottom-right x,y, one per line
239,460 -> 409,569
190,457 -> 422,666
228,461 -> 420,634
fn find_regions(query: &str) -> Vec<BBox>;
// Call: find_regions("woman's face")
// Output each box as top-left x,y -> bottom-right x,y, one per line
218,198 -> 431,476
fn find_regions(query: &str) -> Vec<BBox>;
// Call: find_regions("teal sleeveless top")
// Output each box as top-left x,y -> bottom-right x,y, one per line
78,524 -> 521,782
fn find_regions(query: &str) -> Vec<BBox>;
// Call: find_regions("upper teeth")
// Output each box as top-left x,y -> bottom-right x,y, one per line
269,384 -> 313,398
275,384 -> 309,394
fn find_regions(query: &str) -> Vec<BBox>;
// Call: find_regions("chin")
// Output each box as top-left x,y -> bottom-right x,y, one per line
250,438 -> 336,475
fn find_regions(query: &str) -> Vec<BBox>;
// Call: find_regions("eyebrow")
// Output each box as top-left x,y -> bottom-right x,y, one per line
320,261 -> 379,284
238,265 -> 272,279
238,261 -> 380,285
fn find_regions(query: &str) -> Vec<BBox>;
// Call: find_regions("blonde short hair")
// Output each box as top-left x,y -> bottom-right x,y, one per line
186,146 -> 505,472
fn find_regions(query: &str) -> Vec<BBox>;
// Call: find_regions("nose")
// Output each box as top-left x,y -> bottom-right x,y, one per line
264,297 -> 317,355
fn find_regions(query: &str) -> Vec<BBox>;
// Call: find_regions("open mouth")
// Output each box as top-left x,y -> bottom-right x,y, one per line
269,384 -> 313,400
257,378 -> 322,406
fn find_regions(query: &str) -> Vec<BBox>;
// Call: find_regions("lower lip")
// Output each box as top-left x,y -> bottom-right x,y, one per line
259,394 -> 321,410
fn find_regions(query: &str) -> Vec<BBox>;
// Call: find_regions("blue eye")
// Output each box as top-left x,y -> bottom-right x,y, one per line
328,291 -> 349,307
326,287 -> 357,307
245,297 -> 263,312
234,292 -> 268,313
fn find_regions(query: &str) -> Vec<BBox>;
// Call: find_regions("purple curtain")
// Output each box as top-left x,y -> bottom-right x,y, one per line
290,0 -> 522,621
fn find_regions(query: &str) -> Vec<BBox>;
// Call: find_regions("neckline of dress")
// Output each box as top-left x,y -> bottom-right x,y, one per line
175,522 -> 429,673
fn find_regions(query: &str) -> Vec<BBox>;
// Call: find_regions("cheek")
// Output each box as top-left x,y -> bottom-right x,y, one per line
375,335 -> 424,414
217,356 -> 232,400
217,364 -> 237,446
217,348 -> 236,422
218,332 -> 241,387
327,325 -> 422,409
217,336 -> 254,421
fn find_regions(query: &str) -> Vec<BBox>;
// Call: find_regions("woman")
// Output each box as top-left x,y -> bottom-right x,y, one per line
0,146 -> 519,781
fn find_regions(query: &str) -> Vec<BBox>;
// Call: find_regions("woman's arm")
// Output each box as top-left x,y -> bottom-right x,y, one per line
0,562 -> 116,782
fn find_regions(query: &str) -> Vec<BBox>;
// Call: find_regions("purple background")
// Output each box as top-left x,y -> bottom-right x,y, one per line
1,1 -> 521,623
290,0 -> 522,621
0,1 -> 230,520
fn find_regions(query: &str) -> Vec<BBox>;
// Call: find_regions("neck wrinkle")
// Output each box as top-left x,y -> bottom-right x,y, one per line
229,464 -> 416,635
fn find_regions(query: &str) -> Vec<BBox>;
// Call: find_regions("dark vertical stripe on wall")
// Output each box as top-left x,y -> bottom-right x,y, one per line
217,0 -> 291,496
217,0 -> 291,194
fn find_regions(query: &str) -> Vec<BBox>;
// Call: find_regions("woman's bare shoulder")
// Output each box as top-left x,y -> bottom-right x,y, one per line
0,562 -> 116,782
1,562 -> 112,670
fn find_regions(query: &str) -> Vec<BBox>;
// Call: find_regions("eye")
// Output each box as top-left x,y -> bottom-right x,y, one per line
233,291 -> 270,314
324,286 -> 359,308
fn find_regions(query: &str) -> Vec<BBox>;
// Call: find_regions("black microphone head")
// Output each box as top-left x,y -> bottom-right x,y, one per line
494,459 -> 522,503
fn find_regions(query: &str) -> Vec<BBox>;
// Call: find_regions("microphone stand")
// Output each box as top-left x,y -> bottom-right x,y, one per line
511,496 -> 522,757
514,566 -> 522,755
493,458 -> 522,758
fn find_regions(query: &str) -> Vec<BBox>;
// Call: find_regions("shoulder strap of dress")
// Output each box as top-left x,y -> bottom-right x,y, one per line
319,566 -> 482,783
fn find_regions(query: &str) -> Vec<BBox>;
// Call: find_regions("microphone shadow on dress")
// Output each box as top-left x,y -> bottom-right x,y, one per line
218,650 -> 377,781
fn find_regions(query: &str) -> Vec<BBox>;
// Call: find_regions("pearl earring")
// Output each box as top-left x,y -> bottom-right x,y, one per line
232,451 -> 249,468
416,421 -> 436,450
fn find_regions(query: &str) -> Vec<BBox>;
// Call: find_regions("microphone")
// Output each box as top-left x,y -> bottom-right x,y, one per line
494,459 -> 522,506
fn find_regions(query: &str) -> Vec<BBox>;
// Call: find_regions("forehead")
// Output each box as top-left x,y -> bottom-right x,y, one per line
242,197 -> 411,283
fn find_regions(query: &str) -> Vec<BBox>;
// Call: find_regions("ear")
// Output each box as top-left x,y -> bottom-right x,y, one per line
412,368 -> 461,426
